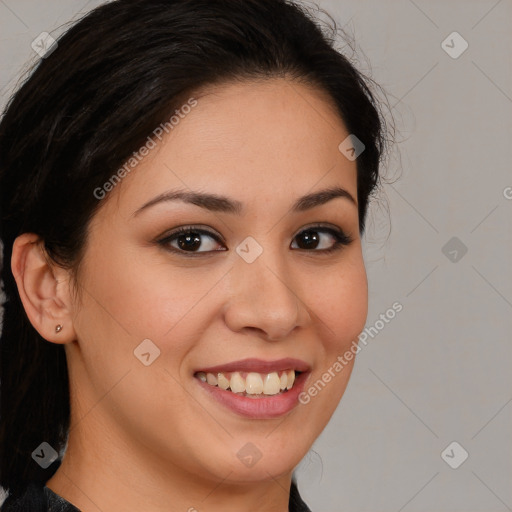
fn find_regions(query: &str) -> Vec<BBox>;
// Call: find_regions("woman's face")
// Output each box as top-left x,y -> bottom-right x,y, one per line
66,78 -> 368,485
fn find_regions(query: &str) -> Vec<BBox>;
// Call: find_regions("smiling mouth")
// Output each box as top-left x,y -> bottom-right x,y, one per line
194,370 -> 300,397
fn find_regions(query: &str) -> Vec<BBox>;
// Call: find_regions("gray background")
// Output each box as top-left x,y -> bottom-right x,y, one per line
1,0 -> 511,511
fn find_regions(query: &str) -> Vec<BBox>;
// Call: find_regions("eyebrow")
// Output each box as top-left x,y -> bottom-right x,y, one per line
132,185 -> 357,217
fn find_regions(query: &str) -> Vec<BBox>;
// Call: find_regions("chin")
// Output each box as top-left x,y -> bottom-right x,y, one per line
213,435 -> 311,483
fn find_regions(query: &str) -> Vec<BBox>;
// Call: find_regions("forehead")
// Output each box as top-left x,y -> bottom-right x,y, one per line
101,78 -> 357,217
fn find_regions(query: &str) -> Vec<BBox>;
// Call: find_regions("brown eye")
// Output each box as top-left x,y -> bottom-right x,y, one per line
157,224 -> 353,257
291,226 -> 353,253
158,226 -> 226,255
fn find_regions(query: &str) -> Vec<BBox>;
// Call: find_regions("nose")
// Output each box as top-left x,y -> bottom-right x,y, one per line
223,249 -> 311,341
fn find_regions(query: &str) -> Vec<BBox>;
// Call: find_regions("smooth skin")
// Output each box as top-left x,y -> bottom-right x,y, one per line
12,77 -> 368,512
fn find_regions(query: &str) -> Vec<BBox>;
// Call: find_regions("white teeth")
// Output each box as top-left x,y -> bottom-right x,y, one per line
263,372 -> 281,394
246,372 -> 264,394
286,370 -> 295,390
206,373 -> 217,386
217,373 -> 230,390
280,372 -> 287,391
230,372 -> 246,393
196,369 -> 298,396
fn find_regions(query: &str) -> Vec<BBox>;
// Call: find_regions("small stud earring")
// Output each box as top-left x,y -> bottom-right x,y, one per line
55,324 -> 63,333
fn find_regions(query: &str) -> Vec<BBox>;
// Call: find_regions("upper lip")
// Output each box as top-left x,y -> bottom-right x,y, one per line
195,358 -> 310,374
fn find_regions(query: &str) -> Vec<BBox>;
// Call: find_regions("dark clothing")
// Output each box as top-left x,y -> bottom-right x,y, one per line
2,479 -> 312,511
289,479 -> 313,512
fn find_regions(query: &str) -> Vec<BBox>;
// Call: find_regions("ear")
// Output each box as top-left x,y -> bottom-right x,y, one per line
11,233 -> 77,344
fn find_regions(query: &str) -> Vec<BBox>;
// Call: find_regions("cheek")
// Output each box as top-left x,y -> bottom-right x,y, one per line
313,257 -> 368,351
78,243 -> 218,344
338,265 -> 368,347
299,257 -> 367,413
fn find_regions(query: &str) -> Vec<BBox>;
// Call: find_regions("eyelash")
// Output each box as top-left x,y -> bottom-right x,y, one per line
156,223 -> 353,257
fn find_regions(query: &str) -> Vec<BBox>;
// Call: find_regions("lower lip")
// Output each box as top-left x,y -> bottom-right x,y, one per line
195,372 -> 309,419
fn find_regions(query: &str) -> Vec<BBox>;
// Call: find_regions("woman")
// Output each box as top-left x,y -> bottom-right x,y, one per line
0,0 -> 392,510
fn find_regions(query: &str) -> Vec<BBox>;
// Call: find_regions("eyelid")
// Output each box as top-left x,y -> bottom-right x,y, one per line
157,224 -> 223,240
295,221 -> 346,236
293,222 -> 353,242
